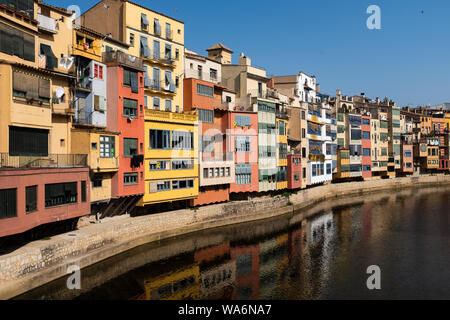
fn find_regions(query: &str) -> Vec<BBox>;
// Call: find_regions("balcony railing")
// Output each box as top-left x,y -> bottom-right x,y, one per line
144,79 -> 176,94
0,153 -> 88,169
103,51 -> 143,71
37,14 -> 57,33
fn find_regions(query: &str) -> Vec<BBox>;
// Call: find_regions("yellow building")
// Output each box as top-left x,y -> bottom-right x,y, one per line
335,149 -> 350,179
71,128 -> 120,203
81,1 -> 197,209
139,110 -> 199,205
0,1 -> 75,156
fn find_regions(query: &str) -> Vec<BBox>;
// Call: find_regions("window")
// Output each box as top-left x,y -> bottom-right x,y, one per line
124,98 -> 138,118
165,99 -> 172,111
301,111 -> 306,120
0,188 -> 17,219
362,131 -> 370,140
363,148 -> 371,157
12,71 -> 50,103
150,160 -> 170,171
153,40 -> 160,59
9,126 -> 48,156
81,181 -> 87,203
350,145 -> 362,156
172,160 -> 194,170
303,167 -> 307,179
40,43 -> 58,69
210,68 -> 217,80
141,14 -> 149,30
278,121 -> 286,135
156,181 -> 170,191
129,33 -> 135,46
150,130 -> 170,149
124,173 -> 138,185
294,173 -> 300,182
175,48 -> 179,60
154,18 -> 161,35
124,138 -> 138,157
326,163 -> 332,175
172,179 -> 194,190
235,136 -> 251,152
100,136 -> 115,158
25,185 -> 37,213
197,84 -> 214,97
363,165 -> 371,172
351,129 -> 361,140
209,168 -> 214,177
94,64 -> 104,80
92,176 -> 102,188
226,168 -> 230,177
152,97 -> 160,110
45,182 -> 77,208
172,131 -> 194,150
203,168 -> 209,178
198,109 -> 214,123
404,150 -> 412,158
123,69 -> 138,93
363,118 -> 370,125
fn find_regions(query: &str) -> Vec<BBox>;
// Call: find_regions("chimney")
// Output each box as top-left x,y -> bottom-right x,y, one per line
376,97 -> 380,104
239,53 -> 251,66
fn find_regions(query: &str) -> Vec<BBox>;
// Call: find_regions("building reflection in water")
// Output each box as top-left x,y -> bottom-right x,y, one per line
15,187 -> 450,300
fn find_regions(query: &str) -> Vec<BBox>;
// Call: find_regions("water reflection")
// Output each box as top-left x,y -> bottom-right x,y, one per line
16,187 -> 450,300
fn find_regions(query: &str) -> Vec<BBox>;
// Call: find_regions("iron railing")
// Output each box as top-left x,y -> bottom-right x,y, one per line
0,153 -> 88,168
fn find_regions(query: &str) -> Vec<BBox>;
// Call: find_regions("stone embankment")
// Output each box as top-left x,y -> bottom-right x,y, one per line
0,174 -> 449,299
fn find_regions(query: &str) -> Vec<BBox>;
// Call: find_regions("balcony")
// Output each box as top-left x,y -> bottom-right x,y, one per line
145,109 -> 197,123
103,51 -> 143,71
144,80 -> 176,96
140,50 -> 176,68
0,153 -> 88,169
37,14 -> 57,34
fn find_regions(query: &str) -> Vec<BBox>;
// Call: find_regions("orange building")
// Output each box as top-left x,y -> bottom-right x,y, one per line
104,51 -> 145,209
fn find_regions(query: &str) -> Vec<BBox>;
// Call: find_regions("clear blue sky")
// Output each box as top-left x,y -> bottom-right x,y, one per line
51,0 -> 450,107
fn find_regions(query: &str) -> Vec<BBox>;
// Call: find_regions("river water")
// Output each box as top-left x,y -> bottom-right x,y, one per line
16,186 -> 450,300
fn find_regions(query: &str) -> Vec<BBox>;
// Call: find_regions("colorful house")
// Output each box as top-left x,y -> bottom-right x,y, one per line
104,50 -> 145,213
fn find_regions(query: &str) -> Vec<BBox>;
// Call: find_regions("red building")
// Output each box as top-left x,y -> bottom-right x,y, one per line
228,111 -> 259,195
184,78 -> 235,206
105,52 -> 145,209
400,144 -> 414,174
438,133 -> 449,171
0,164 -> 90,238
361,114 -> 372,179
287,154 -> 302,189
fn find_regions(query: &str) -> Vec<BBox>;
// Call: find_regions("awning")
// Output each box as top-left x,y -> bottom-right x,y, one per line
40,43 -> 58,70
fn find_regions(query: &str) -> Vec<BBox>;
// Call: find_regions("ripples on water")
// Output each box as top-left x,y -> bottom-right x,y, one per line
16,187 -> 450,300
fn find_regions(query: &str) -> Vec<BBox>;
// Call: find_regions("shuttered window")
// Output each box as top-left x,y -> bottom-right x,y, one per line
0,21 -> 35,61
0,188 -> 17,219
123,138 -> 138,157
124,98 -> 138,117
197,84 -> 213,97
13,71 -> 50,102
9,126 -> 48,156
198,109 -> 213,123
40,43 -> 58,70
45,182 -> 77,208
81,181 -> 86,203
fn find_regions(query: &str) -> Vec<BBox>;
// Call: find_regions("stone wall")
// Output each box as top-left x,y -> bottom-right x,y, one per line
0,174 -> 449,299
